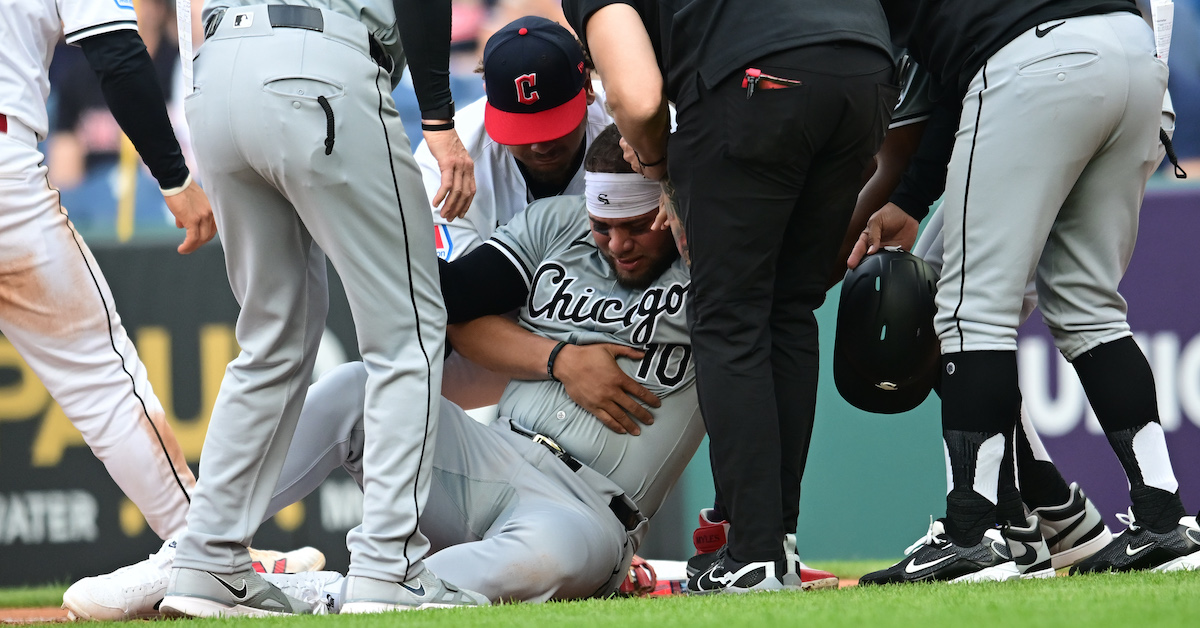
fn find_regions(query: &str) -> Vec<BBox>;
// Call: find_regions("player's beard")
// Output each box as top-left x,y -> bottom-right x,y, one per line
603,241 -> 681,290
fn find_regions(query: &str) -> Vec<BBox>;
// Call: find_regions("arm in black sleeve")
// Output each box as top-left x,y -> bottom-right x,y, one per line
439,244 -> 530,324
888,98 -> 961,222
391,0 -> 453,116
78,30 -> 189,190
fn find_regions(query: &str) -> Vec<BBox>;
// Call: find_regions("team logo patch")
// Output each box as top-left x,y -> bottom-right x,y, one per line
515,73 -> 539,105
434,225 -> 454,260
114,0 -> 134,8
232,12 -> 254,28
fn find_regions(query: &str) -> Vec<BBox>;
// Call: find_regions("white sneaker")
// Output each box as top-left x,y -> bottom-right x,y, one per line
62,539 -> 175,621
63,540 -> 329,621
249,546 -> 326,574
263,570 -> 345,614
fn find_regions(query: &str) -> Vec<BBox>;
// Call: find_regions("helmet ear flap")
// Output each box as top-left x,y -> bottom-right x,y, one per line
834,250 -> 939,414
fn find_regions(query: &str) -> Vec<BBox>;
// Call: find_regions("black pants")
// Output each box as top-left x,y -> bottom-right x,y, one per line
670,43 -> 895,563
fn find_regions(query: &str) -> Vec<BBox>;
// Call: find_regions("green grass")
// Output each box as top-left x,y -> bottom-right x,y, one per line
0,584 -> 68,609
4,567 -> 1199,627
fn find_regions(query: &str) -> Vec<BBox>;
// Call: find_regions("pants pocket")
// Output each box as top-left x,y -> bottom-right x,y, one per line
1017,49 -> 1100,76
719,70 -> 810,165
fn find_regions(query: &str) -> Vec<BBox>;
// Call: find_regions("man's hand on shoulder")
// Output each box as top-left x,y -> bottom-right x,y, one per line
554,343 -> 661,436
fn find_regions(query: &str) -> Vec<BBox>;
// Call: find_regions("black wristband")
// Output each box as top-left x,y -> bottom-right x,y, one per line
421,120 -> 455,132
547,340 -> 570,382
635,151 -> 666,168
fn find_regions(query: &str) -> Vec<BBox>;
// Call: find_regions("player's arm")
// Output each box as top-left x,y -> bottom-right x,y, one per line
447,316 -> 661,435
77,30 -> 215,254
439,245 -> 528,323
848,99 -> 960,268
392,0 -> 475,219
584,4 -> 669,180
833,120 -> 926,285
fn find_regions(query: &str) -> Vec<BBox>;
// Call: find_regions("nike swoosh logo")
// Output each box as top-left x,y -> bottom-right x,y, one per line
1036,21 -> 1065,37
212,575 -> 248,599
401,582 -> 426,596
905,553 -> 956,574
1126,542 -> 1154,556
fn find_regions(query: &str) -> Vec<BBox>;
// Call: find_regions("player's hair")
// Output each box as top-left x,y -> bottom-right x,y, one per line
584,124 -> 634,175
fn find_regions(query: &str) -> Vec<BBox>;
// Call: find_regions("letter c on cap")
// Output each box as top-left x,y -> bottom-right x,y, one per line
515,73 -> 540,105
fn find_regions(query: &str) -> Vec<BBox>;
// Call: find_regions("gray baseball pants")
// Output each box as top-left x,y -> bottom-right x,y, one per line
936,12 -> 1168,360
176,5 -> 445,583
266,362 -> 637,602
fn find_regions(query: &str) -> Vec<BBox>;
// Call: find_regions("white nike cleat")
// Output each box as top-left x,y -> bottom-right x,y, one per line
264,570 -> 345,614
62,539 -> 176,621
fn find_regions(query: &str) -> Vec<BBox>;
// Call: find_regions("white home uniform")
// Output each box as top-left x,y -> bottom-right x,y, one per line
418,88 -> 612,261
0,0 -> 193,539
266,195 -> 706,602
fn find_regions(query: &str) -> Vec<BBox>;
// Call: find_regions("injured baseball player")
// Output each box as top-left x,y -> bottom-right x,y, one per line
64,125 -> 706,615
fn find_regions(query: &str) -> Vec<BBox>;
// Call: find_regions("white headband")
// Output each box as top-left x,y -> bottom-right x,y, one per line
584,172 -> 661,219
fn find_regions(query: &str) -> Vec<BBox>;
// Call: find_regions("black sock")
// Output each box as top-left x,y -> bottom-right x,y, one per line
945,488 -> 997,546
940,352 -> 1019,544
1074,339 -> 1183,532
1107,426 -> 1186,533
1014,423 -> 1071,509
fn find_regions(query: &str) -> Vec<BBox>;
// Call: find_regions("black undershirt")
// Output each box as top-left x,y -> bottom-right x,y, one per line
438,245 -> 528,324
77,30 -> 188,189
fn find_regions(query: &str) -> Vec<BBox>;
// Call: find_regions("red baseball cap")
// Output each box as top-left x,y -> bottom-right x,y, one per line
483,17 -> 588,145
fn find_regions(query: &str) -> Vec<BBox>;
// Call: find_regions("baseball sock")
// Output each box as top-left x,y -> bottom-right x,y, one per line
1072,337 -> 1185,533
1015,414 -> 1071,510
941,351 -> 1021,545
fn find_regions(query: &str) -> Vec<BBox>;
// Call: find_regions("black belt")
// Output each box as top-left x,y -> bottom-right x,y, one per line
509,423 -> 642,532
204,5 -> 393,72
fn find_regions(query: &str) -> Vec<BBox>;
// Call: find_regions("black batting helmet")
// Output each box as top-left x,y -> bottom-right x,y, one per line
834,249 -> 939,414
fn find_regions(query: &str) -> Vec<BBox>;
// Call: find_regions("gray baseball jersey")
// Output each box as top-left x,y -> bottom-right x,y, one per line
487,195 -> 699,516
175,3 -> 447,587
265,194 -> 704,602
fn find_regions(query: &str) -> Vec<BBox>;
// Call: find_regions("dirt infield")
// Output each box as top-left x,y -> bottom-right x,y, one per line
0,608 -> 68,624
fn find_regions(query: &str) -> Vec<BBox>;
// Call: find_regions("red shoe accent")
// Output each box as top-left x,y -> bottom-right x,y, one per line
250,559 -> 287,574
693,509 -> 730,555
799,566 -> 839,590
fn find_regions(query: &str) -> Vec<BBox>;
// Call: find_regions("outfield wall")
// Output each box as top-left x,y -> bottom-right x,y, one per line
0,185 -> 1196,585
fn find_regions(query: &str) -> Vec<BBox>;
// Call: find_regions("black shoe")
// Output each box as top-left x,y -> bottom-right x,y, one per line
686,551 -> 719,578
1070,511 -> 1200,574
859,518 -> 1019,585
686,548 -> 787,594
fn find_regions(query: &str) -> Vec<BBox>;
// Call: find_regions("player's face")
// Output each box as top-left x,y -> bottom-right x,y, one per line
505,119 -> 588,186
590,210 -> 680,289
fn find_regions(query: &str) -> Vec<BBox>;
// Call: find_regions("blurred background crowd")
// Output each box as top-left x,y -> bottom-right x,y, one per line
41,0 -> 1200,245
